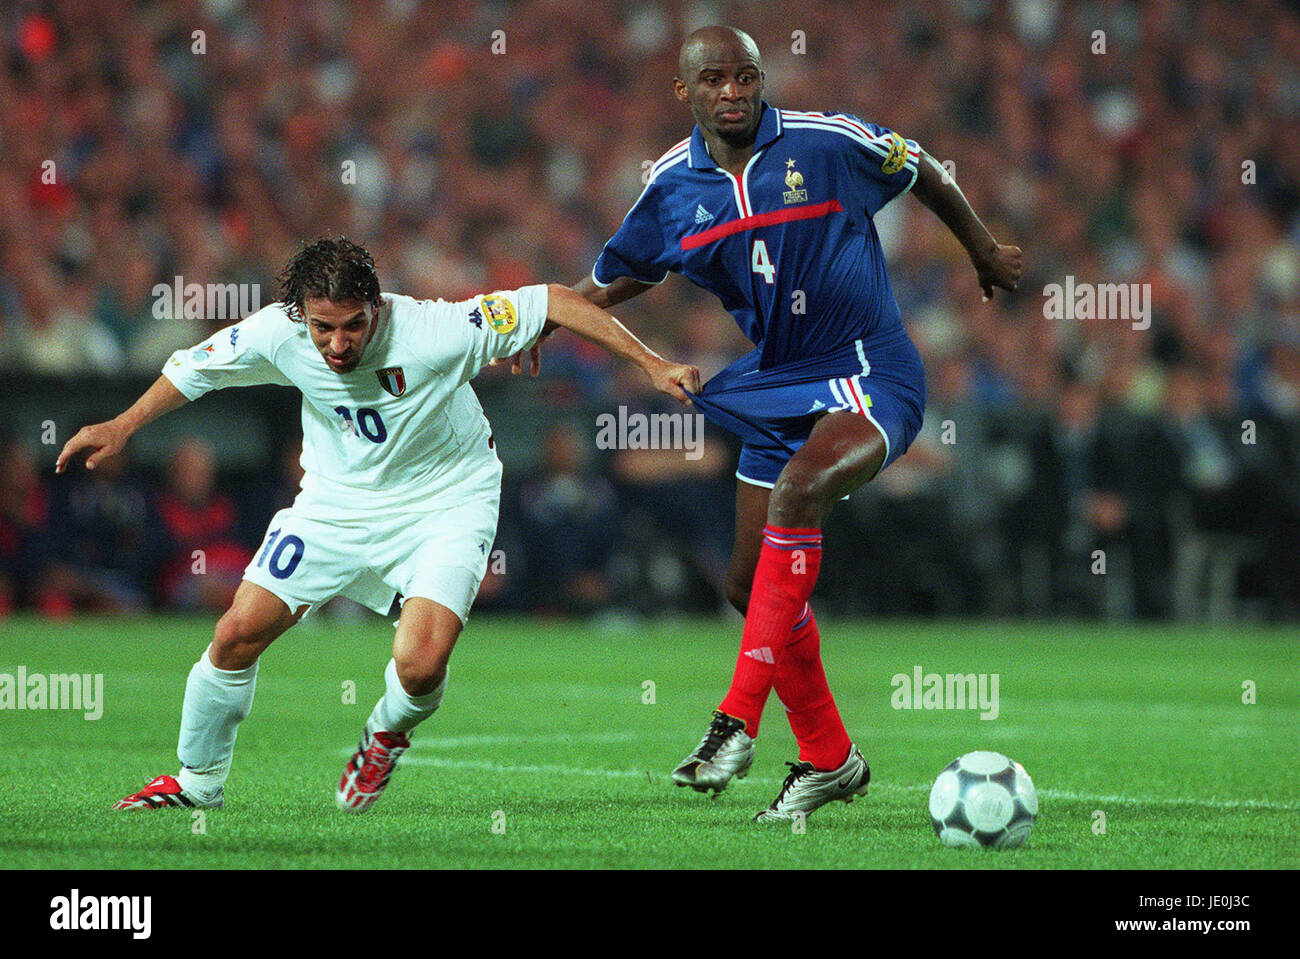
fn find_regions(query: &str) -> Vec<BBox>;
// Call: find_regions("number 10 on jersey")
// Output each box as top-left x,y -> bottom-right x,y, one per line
751,239 -> 775,284
334,406 -> 388,443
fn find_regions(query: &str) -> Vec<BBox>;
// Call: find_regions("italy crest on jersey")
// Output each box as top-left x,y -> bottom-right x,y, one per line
480,294 -> 518,334
377,366 -> 406,397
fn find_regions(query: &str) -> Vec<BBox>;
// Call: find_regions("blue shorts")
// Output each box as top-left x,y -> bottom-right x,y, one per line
688,333 -> 926,488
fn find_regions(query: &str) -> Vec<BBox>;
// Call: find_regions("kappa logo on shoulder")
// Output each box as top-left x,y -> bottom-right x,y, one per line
467,307 -> 483,329
376,366 -> 407,397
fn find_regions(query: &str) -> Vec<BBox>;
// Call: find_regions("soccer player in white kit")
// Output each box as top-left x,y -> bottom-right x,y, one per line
56,238 -> 700,812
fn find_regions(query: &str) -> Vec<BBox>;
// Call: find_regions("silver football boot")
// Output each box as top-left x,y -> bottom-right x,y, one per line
671,710 -> 756,793
753,745 -> 870,823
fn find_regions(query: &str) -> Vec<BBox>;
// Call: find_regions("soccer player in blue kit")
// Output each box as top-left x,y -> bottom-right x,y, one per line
573,25 -> 1024,821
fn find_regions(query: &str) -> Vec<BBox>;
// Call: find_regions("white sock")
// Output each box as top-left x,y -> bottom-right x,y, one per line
366,658 -> 446,734
176,647 -> 258,800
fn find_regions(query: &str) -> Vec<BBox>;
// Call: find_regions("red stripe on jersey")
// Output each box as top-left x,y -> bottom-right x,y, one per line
680,200 -> 843,251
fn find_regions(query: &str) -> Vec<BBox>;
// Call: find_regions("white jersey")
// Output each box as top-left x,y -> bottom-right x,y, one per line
162,285 -> 549,515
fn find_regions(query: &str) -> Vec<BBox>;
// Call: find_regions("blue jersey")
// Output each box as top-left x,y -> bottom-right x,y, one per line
592,101 -> 920,369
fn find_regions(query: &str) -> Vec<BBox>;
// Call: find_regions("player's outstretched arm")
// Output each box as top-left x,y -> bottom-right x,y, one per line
572,273 -> 653,311
910,148 -> 1023,301
55,376 -> 189,473
542,283 -> 700,404
487,274 -> 656,377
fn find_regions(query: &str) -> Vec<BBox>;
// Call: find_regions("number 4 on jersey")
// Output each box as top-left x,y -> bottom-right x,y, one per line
751,239 -> 776,285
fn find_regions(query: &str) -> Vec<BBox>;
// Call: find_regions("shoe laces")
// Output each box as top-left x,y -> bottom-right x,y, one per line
772,760 -> 816,806
694,712 -> 741,762
357,733 -> 405,788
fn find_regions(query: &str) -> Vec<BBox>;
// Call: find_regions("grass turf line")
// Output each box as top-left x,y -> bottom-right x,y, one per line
0,615 -> 1296,869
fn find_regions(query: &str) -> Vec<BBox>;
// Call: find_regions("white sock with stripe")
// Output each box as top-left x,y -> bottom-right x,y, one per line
367,658 -> 446,734
175,647 -> 258,801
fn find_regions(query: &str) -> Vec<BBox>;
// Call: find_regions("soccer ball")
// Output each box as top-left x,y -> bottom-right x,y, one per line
928,750 -> 1038,849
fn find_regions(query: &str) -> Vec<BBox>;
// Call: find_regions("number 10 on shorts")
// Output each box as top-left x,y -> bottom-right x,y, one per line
256,528 -> 305,579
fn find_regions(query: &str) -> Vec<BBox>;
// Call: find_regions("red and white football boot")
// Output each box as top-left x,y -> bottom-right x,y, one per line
112,774 -> 223,810
336,723 -> 410,813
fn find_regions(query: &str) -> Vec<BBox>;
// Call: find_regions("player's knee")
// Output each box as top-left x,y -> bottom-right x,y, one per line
211,608 -> 274,669
393,652 -> 448,697
769,467 -> 832,526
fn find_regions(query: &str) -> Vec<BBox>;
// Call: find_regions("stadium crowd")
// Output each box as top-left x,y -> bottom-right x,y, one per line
2,0 -> 1299,619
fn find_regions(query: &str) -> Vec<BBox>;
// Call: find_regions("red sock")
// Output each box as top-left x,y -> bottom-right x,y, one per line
773,607 -> 852,770
718,525 -> 822,737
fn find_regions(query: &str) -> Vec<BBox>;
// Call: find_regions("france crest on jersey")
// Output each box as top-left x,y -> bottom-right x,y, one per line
592,101 -> 928,485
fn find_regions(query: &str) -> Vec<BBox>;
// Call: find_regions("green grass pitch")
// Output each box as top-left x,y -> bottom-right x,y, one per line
1,615 -> 1296,869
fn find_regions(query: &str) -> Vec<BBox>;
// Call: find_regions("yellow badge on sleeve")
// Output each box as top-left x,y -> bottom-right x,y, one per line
881,132 -> 908,175
480,294 -> 518,334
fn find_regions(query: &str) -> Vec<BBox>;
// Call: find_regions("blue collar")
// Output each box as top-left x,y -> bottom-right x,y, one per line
688,101 -> 784,169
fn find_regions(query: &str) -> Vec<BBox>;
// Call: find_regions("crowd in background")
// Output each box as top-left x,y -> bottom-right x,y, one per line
3,0 -> 1299,620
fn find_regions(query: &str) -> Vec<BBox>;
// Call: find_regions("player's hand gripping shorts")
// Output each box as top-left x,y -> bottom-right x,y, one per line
242,493 -> 499,623
687,331 -> 926,488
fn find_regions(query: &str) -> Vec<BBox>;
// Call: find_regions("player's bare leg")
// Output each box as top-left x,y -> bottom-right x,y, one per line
390,596 -> 463,695
768,411 -> 886,527
209,580 -> 304,667
114,581 -> 302,809
723,480 -> 772,615
337,597 -> 462,812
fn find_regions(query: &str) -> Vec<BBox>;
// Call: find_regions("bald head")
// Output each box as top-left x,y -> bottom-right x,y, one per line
674,26 -> 765,147
678,25 -> 761,78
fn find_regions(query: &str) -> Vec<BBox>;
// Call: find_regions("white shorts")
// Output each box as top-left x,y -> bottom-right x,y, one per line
242,493 -> 499,624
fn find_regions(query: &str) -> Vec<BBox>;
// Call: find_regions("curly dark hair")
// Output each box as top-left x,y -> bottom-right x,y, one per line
275,237 -> 382,321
